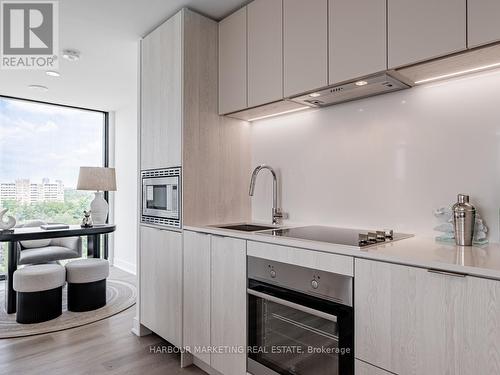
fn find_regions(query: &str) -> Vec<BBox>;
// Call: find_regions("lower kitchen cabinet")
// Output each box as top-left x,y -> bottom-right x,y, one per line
183,231 -> 211,365
355,258 -> 500,375
355,360 -> 393,375
210,235 -> 247,375
183,232 -> 247,375
140,226 -> 182,347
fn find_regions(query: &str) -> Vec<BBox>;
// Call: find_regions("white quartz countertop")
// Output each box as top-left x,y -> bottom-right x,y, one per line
184,224 -> 500,280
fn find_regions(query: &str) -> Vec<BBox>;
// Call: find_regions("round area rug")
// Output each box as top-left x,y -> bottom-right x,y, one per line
0,279 -> 136,338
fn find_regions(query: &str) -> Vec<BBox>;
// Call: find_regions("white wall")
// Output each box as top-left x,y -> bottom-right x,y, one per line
251,69 -> 500,241
113,101 -> 138,274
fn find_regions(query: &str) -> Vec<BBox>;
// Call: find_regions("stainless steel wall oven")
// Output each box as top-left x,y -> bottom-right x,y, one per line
247,256 -> 354,375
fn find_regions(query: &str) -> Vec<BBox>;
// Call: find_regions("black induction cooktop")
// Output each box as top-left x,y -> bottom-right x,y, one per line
259,225 -> 413,248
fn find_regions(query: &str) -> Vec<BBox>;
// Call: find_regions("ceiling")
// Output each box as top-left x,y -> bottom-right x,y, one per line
0,0 -> 246,111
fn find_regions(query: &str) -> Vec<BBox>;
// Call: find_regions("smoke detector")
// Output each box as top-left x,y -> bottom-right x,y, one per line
45,70 -> 60,77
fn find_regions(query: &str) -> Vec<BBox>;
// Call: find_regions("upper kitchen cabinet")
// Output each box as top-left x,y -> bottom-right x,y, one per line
247,0 -> 283,107
388,0 -> 466,69
468,0 -> 500,48
329,0 -> 387,84
218,7 -> 247,114
141,12 -> 182,169
283,0 -> 328,97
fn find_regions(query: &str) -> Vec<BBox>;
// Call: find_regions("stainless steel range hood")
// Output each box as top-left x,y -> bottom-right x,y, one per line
290,73 -> 409,108
226,73 -> 410,122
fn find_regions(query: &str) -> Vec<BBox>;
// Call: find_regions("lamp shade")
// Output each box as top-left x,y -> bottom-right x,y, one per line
77,167 -> 117,191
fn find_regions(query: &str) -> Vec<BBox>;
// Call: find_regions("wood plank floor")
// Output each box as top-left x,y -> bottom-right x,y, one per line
0,267 -> 206,375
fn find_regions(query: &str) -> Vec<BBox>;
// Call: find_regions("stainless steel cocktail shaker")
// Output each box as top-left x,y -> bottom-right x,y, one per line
452,194 -> 475,246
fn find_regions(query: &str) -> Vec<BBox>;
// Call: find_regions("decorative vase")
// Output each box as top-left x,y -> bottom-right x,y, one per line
0,208 -> 16,230
90,191 -> 108,224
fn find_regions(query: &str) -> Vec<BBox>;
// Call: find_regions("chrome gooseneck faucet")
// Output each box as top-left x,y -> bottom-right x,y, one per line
249,165 -> 284,225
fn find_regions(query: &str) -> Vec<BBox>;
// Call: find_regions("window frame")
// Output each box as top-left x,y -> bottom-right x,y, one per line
0,95 -> 110,280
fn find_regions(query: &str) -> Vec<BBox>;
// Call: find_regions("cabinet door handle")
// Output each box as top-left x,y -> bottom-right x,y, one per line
427,269 -> 467,278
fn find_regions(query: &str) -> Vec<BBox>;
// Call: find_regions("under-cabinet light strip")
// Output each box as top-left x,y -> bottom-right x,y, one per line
414,62 -> 500,84
247,106 -> 310,122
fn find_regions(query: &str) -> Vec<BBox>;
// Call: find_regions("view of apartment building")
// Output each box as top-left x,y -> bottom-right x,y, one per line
0,179 -> 64,204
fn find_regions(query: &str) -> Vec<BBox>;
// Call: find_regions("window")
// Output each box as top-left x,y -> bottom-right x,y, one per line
0,96 -> 108,278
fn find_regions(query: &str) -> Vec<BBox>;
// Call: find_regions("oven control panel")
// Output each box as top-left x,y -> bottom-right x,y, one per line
248,256 -> 353,307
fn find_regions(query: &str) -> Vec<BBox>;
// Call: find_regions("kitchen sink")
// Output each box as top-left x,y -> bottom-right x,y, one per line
215,224 -> 277,232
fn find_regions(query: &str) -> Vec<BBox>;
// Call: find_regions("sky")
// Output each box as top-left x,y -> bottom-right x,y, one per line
0,97 -> 104,188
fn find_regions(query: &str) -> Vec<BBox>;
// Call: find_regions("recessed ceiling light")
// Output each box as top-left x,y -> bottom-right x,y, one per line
309,92 -> 321,98
28,85 -> 48,92
45,70 -> 60,77
62,49 -> 80,61
355,80 -> 368,86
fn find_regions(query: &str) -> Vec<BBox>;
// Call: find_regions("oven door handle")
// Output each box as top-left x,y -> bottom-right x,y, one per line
247,288 -> 337,322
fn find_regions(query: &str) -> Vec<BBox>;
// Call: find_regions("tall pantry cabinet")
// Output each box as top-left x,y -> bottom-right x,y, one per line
137,8 -> 251,348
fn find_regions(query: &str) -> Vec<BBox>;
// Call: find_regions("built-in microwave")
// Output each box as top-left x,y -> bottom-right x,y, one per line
141,167 -> 181,228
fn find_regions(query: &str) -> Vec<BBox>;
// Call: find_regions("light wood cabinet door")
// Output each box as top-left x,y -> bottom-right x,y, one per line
183,231 -> 211,365
355,259 -> 466,374
328,0 -> 386,84
247,0 -> 283,107
140,30 -> 159,170
388,0 -> 466,69
140,226 -> 182,347
140,13 -> 182,169
283,0 -> 328,97
460,276 -> 500,375
468,0 -> 500,47
355,360 -> 393,375
210,235 -> 247,375
219,7 -> 247,114
355,259 -> 500,375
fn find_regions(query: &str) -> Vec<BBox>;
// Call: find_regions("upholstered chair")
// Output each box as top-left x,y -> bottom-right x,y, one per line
15,220 -> 82,265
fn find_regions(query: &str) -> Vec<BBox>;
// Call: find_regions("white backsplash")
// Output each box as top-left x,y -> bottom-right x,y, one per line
251,69 -> 500,241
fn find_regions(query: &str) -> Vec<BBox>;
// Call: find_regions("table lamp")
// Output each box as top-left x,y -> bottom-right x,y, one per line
77,167 -> 116,224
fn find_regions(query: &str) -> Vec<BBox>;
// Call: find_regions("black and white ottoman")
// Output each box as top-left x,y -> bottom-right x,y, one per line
13,264 -> 65,324
65,259 -> 109,312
